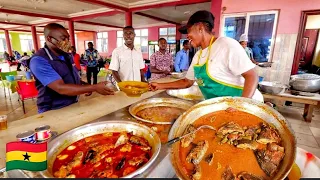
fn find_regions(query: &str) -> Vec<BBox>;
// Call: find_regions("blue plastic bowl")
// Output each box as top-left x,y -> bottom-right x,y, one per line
6,75 -> 15,82
259,76 -> 264,82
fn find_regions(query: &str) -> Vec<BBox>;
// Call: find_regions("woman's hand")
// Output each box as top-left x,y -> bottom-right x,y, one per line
149,82 -> 160,91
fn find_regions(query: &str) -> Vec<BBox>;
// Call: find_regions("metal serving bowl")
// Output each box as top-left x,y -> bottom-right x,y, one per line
166,85 -> 204,101
39,121 -> 161,178
290,74 -> 320,92
258,81 -> 288,94
129,98 -> 194,125
168,97 -> 296,180
171,72 -> 186,79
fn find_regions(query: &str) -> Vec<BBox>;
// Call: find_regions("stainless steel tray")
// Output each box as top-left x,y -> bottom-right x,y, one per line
168,97 -> 296,180
129,98 -> 194,125
166,85 -> 204,101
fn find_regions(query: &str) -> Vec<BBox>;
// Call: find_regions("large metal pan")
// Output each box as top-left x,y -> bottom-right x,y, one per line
39,121 -> 161,178
166,85 -> 204,101
290,74 -> 320,92
168,97 -> 296,180
129,98 -> 194,125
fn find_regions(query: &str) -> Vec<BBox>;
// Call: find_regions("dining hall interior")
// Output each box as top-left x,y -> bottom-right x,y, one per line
0,0 -> 320,179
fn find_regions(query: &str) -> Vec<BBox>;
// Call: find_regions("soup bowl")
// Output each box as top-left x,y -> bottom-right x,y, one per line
168,97 -> 296,180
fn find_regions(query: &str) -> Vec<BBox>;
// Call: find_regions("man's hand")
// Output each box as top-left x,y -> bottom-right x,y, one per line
94,81 -> 115,95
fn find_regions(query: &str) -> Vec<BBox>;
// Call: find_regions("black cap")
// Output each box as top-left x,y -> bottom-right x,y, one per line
179,10 -> 215,34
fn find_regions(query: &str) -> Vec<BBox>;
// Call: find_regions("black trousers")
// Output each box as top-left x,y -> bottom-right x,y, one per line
87,66 -> 98,85
17,63 -> 22,70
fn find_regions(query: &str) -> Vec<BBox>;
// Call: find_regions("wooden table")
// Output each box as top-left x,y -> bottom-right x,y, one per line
263,91 -> 320,122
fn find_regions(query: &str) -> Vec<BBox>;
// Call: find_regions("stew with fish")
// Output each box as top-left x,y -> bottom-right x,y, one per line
53,132 -> 152,178
177,109 -> 285,180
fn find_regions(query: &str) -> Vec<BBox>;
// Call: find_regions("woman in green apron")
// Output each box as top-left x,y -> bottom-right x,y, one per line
150,10 -> 263,102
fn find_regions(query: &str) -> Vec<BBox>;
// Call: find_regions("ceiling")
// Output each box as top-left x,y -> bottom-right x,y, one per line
0,0 -> 211,33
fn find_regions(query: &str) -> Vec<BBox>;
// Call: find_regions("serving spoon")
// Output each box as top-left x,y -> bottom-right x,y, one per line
167,125 -> 216,146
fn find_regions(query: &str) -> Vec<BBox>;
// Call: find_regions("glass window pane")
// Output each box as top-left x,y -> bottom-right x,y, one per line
135,30 -> 141,36
103,39 -> 108,52
117,31 -> 123,37
97,32 -> 102,38
224,16 -> 246,40
39,35 -> 45,40
141,37 -> 148,46
248,14 -> 275,62
168,27 -> 176,35
141,29 -> 148,36
102,32 -> 108,38
159,28 -> 167,35
117,38 -> 123,47
135,37 -> 141,46
97,39 -> 102,52
168,36 -> 175,41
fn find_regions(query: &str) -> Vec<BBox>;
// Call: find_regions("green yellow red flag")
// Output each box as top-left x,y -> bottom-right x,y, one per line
6,142 -> 47,171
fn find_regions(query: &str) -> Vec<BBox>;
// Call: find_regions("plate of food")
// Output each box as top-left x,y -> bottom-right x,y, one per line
117,81 -> 149,97
168,97 -> 296,180
166,85 -> 204,101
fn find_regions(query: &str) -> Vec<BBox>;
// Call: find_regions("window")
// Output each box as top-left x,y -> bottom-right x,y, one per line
40,35 -> 45,47
0,34 -> 12,53
159,27 -> 176,40
221,11 -> 278,62
97,32 -> 108,52
117,29 -> 148,53
117,31 -> 123,48
19,34 -> 33,52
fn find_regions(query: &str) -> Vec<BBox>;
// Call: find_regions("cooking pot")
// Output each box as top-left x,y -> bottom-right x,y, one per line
169,97 -> 296,180
258,81 -> 288,94
40,121 -> 161,178
290,74 -> 320,92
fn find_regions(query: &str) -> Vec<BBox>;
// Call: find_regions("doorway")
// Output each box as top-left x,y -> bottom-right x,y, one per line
292,10 -> 320,75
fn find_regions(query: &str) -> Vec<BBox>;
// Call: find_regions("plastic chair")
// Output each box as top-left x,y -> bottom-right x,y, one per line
16,81 -> 38,114
0,71 -> 18,99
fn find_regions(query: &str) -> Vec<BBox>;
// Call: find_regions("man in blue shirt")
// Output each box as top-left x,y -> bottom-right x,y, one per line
174,40 -> 190,72
30,23 -> 114,113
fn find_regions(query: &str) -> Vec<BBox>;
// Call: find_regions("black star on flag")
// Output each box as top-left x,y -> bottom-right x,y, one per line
23,152 -> 31,161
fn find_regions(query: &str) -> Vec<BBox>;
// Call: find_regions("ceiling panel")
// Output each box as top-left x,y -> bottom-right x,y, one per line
85,14 -> 126,27
0,0 -> 103,16
139,2 -> 211,24
0,13 -> 39,23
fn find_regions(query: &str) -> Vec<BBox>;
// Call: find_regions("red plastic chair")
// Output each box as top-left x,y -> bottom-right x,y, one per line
16,81 -> 38,114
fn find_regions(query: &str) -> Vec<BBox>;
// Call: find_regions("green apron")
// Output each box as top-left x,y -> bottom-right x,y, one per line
194,37 -> 243,100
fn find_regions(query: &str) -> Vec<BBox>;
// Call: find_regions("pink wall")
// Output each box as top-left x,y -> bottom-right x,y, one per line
211,0 -> 223,36
222,0 -> 320,34
76,31 -> 95,55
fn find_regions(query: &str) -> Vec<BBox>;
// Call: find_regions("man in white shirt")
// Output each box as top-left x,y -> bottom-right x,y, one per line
109,26 -> 146,82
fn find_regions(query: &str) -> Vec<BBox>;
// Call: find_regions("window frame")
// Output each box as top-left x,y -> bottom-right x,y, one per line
159,27 -> 176,41
19,34 -> 33,52
220,10 -> 279,62
117,29 -> 149,53
97,32 -> 108,53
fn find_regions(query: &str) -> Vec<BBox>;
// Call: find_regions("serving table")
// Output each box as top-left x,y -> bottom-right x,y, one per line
263,91 -> 320,122
5,91 -> 176,178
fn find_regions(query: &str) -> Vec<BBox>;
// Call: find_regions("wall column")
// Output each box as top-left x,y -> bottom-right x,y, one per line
211,0 -> 223,37
4,30 -> 12,56
31,26 -> 39,51
125,12 -> 132,26
68,21 -> 76,47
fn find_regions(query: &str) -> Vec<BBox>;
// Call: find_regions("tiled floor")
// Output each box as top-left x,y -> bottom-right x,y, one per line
1,63 -> 320,158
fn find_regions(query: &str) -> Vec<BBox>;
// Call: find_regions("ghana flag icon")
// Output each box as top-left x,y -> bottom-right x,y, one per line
6,142 -> 47,171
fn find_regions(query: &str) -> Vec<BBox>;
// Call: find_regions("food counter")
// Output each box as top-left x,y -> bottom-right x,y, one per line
5,91 -> 177,178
